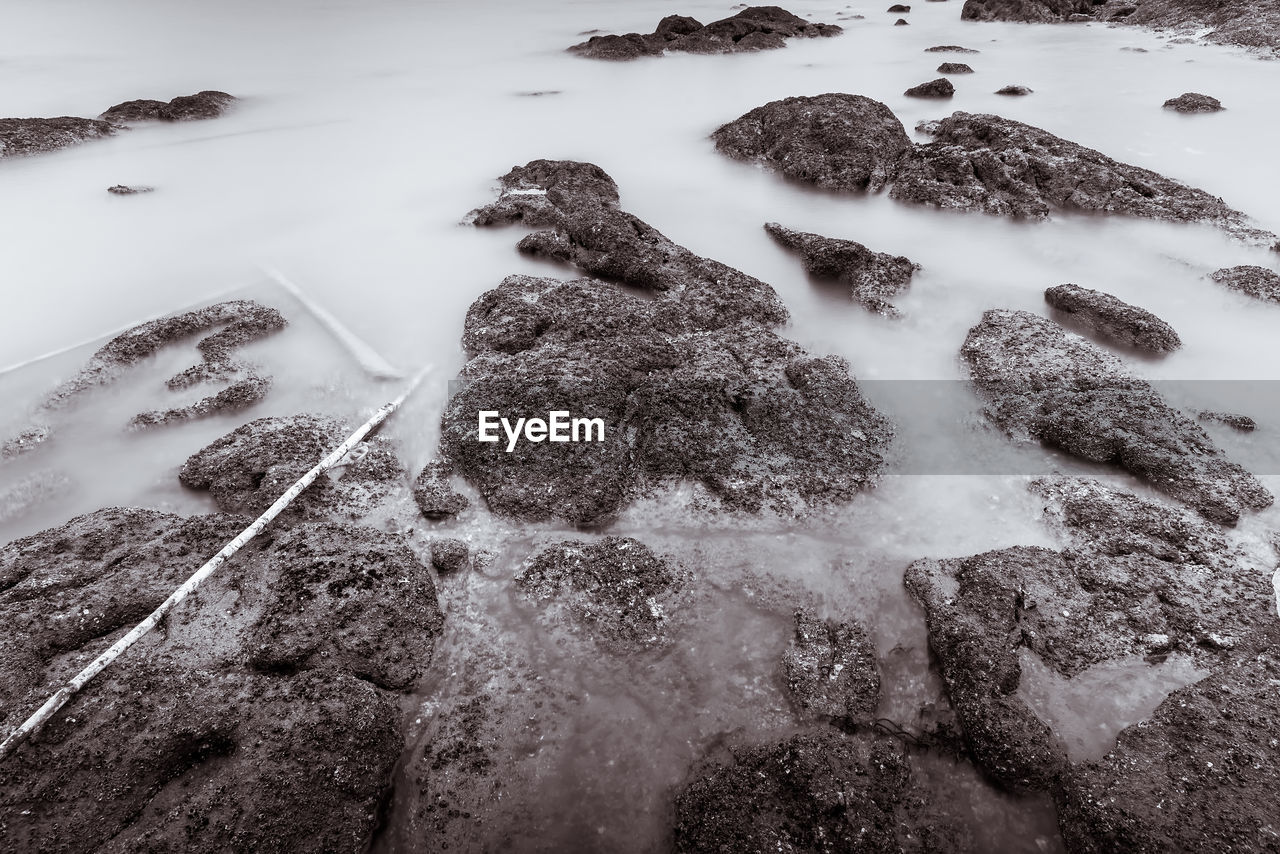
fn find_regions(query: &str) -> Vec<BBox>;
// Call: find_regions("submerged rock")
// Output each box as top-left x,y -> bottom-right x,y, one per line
961,0 -> 1093,22
1163,91 -> 1224,112
995,84 -> 1034,95
99,90 -> 236,124
430,537 -> 470,572
781,610 -> 880,724
568,6 -> 842,59
412,460 -> 470,518
961,309 -> 1270,524
764,221 -> 919,316
925,44 -> 980,52
894,17 -> 911,24
937,61 -> 975,73
0,507 -> 442,852
1209,264 -> 1280,302
888,3 -> 912,10
1043,283 -> 1181,353
1198,410 -> 1257,432
0,117 -> 114,158
106,184 -> 155,195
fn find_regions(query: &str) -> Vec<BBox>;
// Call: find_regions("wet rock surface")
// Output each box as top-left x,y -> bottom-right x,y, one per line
568,6 -> 841,60
1043,283 -> 1182,353
0,507 -> 442,853
179,414 -> 405,520
961,309 -> 1271,523
106,183 -> 154,195
961,0 -> 1092,22
99,90 -> 236,124
411,460 -> 470,518
430,537 -> 470,572
1198,410 -> 1257,432
926,44 -> 980,52
782,610 -> 881,724
0,117 -> 114,158
1163,91 -> 1224,112
1210,264 -> 1280,302
937,62 -> 975,73
1122,0 -> 1280,53
996,84 -> 1034,95
765,221 -> 920,316
905,78 -> 956,98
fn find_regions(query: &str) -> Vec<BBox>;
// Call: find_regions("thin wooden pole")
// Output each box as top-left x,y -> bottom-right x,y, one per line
0,364 -> 432,762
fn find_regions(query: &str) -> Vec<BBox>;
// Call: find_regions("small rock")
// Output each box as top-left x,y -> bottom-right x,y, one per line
412,461 -> 470,518
781,610 -> 880,723
887,3 -> 911,10
430,538 -> 470,572
904,78 -> 955,98
0,117 -> 114,159
995,84 -> 1034,95
894,17 -> 910,24
1044,282 -> 1181,353
937,62 -> 974,73
1163,92 -> 1224,113
925,44 -> 980,52
765,222 -> 919,316
1197,411 -> 1257,432
1209,265 -> 1280,302
107,184 -> 155,195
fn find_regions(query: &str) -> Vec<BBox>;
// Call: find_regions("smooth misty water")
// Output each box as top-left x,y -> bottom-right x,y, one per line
3,0 -> 1280,850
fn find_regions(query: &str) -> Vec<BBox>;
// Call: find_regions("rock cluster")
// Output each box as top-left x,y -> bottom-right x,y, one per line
568,6 -> 841,60
1043,282 -> 1181,353
765,221 -> 920,316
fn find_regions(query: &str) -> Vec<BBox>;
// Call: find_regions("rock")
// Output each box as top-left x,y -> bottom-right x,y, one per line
937,61 -> 975,73
888,3 -> 912,10
568,6 -> 842,59
904,78 -> 955,98
1209,265 -> 1280,302
894,16 -> 911,23
925,44 -> 980,52
514,536 -> 685,651
1122,0 -> 1280,53
961,0 -> 1092,22
99,90 -> 236,124
674,729 -> 960,852
1198,410 -> 1257,432
106,184 -> 154,195
0,507 -> 442,852
764,221 -> 919,316
1163,92 -> 1224,112
712,94 -> 913,193
412,460 -> 470,518
961,310 -> 1271,524
1056,627 -> 1280,853
995,84 -> 1034,95
1043,282 -> 1182,353
430,537 -> 470,572
0,117 -> 114,158
781,610 -> 880,724
905,478 -> 1277,790
179,414 -> 405,520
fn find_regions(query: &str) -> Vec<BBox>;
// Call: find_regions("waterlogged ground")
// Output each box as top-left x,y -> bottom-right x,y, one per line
2,0 -> 1280,850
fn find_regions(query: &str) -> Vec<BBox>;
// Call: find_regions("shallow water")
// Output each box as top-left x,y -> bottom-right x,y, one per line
3,0 -> 1280,849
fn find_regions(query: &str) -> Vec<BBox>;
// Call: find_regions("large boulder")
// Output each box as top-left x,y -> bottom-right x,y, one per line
765,221 -> 919,316
1043,283 -> 1181,353
961,309 -> 1271,524
569,6 -> 841,59
99,90 -> 236,124
0,117 -> 114,158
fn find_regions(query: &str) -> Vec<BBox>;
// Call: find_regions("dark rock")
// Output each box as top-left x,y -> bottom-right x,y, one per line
569,6 -> 842,59
925,44 -> 980,52
179,414 -> 405,520
1198,410 -> 1257,432
1163,91 -> 1224,112
514,536 -> 685,651
106,184 -> 154,195
0,117 -> 114,159
430,537 -> 470,572
961,0 -> 1092,22
937,61 -> 975,73
0,507 -> 442,852
99,90 -> 236,124
712,94 -> 913,193
674,729 -> 960,852
412,460 -> 470,518
888,3 -> 912,10
1043,282 -> 1182,353
905,78 -> 955,97
1209,264 -> 1280,302
995,84 -> 1034,95
782,610 -> 880,723
1122,0 -> 1280,53
1056,627 -> 1280,853
764,221 -> 919,316
961,309 -> 1271,524
894,16 -> 911,23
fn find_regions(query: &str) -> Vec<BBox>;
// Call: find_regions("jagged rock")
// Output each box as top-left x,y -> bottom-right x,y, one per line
961,0 -> 1093,22
781,610 -> 880,723
1056,627 -> 1280,853
412,461 -> 470,518
937,61 -> 974,73
925,44 -> 980,51
674,729 -> 961,852
995,84 -> 1034,95
764,221 -> 919,316
1209,264 -> 1280,302
712,94 -> 913,193
904,78 -> 955,97
1198,410 -> 1257,432
514,536 -> 685,651
568,6 -> 841,59
179,414 -> 405,521
106,184 -> 154,195
0,507 -> 442,852
961,309 -> 1271,524
0,117 -> 114,158
1163,92 -> 1224,112
430,537 -> 470,572
1043,283 -> 1181,353
99,90 -> 236,124
1122,0 -> 1280,53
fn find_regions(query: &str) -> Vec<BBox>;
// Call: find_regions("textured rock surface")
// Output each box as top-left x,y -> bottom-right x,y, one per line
996,84 -> 1034,95
99,90 -> 236,123
961,0 -> 1092,22
1044,283 -> 1181,353
937,62 -> 975,73
568,6 -> 841,59
781,610 -> 881,724
926,44 -> 980,52
1163,91 -> 1224,112
1198,410 -> 1257,432
0,117 -> 114,158
1123,0 -> 1280,53
905,78 -> 956,98
106,184 -> 155,195
961,309 -> 1270,524
0,507 -> 442,853
411,460 -> 470,518
765,221 -> 919,315
1210,264 -> 1280,302
430,537 -> 470,572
